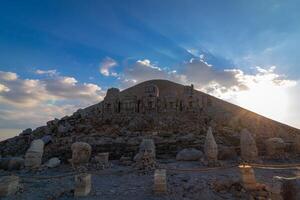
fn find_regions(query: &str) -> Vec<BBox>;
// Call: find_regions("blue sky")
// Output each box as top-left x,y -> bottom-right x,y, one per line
1,0 -> 300,139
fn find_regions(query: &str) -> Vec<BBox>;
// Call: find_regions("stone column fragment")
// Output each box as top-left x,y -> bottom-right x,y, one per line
74,173 -> 92,197
154,169 -> 167,194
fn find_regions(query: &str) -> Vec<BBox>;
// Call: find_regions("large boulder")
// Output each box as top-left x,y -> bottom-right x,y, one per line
71,142 -> 92,166
265,138 -> 285,158
0,157 -> 24,171
240,129 -> 258,162
176,148 -> 203,161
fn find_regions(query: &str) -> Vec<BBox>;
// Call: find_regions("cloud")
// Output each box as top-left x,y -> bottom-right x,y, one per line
35,69 -> 58,76
99,57 -> 118,77
0,70 -> 105,130
0,71 -> 18,81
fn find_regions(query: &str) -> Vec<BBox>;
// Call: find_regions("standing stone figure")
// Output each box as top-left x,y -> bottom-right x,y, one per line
24,139 -> 44,169
71,142 -> 92,167
204,127 -> 218,166
134,139 -> 156,171
240,129 -> 258,162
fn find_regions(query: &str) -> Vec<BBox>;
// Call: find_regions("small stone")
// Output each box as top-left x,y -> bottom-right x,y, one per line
0,175 -> 20,197
45,157 -> 61,168
74,173 -> 92,197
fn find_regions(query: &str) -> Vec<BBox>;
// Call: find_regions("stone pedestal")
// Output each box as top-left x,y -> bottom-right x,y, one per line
154,169 -> 167,194
74,173 -> 91,197
239,165 -> 257,190
0,175 -> 19,197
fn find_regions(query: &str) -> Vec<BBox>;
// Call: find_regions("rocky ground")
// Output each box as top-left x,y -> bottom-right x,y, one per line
0,159 -> 299,200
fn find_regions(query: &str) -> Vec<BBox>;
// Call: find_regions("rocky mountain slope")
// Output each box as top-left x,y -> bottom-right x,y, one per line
1,79 -> 299,161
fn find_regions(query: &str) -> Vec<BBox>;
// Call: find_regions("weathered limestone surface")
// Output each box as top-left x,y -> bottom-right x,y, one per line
71,142 -> 92,166
154,169 -> 167,194
74,173 -> 92,197
176,148 -> 203,161
204,127 -> 218,163
25,139 -> 44,169
0,175 -> 20,197
240,129 -> 258,162
265,138 -> 285,158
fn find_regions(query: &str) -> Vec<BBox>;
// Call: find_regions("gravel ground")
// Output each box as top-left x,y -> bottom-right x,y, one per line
0,160 -> 298,200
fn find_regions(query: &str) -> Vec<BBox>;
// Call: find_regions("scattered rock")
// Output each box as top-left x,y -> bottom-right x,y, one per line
45,157 -> 61,168
41,135 -> 52,145
176,148 -> 203,161
19,128 -> 32,136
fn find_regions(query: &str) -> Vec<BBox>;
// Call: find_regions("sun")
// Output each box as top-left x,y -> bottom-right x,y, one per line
236,82 -> 289,122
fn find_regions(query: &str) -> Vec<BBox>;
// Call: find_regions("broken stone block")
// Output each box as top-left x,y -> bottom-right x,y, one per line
0,175 -> 20,197
240,129 -> 258,162
265,138 -> 285,159
24,139 -> 44,169
74,173 -> 91,197
204,127 -> 218,164
281,178 -> 300,200
154,169 -> 167,194
176,148 -> 203,161
71,142 -> 92,166
239,164 -> 257,191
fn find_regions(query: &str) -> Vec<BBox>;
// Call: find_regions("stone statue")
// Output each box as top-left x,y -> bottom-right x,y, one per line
240,129 -> 258,162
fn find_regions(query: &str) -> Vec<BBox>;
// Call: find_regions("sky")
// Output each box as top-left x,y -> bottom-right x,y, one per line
1,0 -> 300,140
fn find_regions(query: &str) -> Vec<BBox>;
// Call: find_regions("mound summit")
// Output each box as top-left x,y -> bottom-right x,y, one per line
1,79 -> 299,160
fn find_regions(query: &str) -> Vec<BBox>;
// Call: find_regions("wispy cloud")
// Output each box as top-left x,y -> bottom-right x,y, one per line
99,57 -> 118,77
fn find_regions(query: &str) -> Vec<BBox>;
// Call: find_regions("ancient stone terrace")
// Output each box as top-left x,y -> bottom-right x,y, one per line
102,79 -> 213,115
